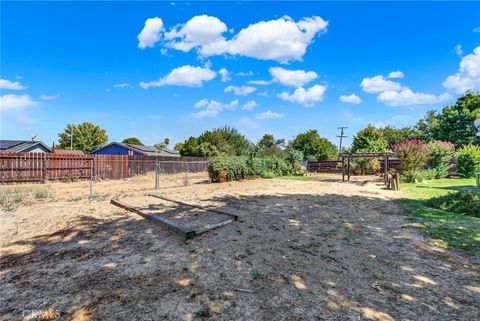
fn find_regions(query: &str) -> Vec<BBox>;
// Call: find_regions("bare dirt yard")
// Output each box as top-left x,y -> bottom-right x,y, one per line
1,173 -> 479,321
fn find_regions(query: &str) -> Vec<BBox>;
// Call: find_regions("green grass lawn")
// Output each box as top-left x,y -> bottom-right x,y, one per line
397,178 -> 480,252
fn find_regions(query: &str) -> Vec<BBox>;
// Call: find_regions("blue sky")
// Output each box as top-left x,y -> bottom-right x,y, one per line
1,1 -> 480,148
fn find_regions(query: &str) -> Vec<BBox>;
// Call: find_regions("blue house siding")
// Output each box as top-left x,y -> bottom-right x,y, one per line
91,144 -> 142,156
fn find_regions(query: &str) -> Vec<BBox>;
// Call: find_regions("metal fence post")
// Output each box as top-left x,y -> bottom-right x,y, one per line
89,159 -> 94,197
154,160 -> 159,190
184,161 -> 190,186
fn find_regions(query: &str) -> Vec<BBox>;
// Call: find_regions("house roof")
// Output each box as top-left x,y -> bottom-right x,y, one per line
0,140 -> 52,153
91,142 -> 180,157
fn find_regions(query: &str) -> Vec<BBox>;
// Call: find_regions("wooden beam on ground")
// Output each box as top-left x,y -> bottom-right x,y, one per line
147,194 -> 239,221
110,199 -> 196,239
195,219 -> 234,236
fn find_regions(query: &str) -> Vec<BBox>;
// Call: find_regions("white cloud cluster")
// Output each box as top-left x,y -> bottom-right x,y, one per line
360,75 -> 403,93
40,94 -> 60,100
361,73 -> 450,106
219,68 -> 231,82
0,78 -> 26,90
339,94 -> 361,104
140,65 -> 216,89
191,98 -> 238,118
114,83 -> 132,88
0,94 -> 37,111
224,85 -> 256,96
242,100 -> 258,110
278,84 -> 326,106
247,80 -> 272,85
443,45 -> 480,94
269,67 -> 318,87
137,17 -> 164,49
387,71 -> 404,79
138,15 -> 328,63
165,15 -> 227,52
255,110 -> 284,120
377,89 -> 451,107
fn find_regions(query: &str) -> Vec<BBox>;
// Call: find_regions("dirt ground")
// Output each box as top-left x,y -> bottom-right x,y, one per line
1,173 -> 479,321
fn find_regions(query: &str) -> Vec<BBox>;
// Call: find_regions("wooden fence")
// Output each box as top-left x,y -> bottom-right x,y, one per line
0,153 -> 208,184
307,159 -> 401,173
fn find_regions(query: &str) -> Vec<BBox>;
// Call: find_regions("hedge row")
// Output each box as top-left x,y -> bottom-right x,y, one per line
209,156 -> 293,182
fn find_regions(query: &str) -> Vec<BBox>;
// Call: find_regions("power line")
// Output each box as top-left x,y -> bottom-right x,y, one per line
337,126 -> 348,155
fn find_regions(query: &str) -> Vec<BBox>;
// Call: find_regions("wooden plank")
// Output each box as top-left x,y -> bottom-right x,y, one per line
148,194 -> 239,221
195,219 -> 234,235
110,199 -> 196,239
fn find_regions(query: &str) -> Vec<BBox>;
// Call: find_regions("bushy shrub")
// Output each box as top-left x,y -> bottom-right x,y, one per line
350,157 -> 381,175
392,139 -> 431,182
456,144 -> 480,178
426,140 -> 455,179
209,155 -> 293,182
426,190 -> 480,217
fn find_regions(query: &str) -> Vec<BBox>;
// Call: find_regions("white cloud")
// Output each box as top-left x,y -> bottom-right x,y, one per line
165,15 -> 227,52
137,17 -> 164,49
473,27 -> 480,33
278,84 -> 326,106
146,114 -> 164,119
0,94 -> 37,111
443,45 -> 480,94
247,80 -> 272,85
237,71 -> 253,77
454,44 -> 463,57
339,94 -> 362,104
203,16 -> 328,63
242,100 -> 258,110
154,15 -> 327,63
255,110 -> 284,120
0,79 -> 26,90
224,85 -> 257,96
269,67 -> 318,87
377,89 -> 451,107
219,68 -> 231,82
114,83 -> 132,88
191,99 -> 238,118
361,75 -> 403,93
387,71 -> 404,79
140,65 -> 216,88
40,94 -> 60,100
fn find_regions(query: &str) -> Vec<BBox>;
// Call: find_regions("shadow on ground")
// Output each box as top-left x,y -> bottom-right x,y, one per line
1,192 -> 479,321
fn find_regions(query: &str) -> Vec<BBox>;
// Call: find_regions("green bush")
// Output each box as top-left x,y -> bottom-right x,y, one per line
393,139 -> 431,182
350,157 -> 381,175
426,141 -> 455,179
209,155 -> 293,182
456,144 -> 480,178
426,190 -> 480,217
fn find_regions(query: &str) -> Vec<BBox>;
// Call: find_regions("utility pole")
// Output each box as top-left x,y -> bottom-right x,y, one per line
337,126 -> 348,155
70,124 -> 74,150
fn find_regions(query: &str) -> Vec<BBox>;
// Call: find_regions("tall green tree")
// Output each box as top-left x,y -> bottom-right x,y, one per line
122,137 -> 143,145
257,134 -> 285,156
351,125 -> 388,152
431,92 -> 480,146
58,122 -> 108,153
179,126 -> 252,157
290,129 -> 337,160
380,125 -> 420,147
154,138 -> 171,149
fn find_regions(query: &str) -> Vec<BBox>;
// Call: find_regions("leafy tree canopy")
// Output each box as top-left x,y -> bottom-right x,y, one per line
179,126 -> 252,157
380,125 -> 421,147
58,122 -> 108,153
122,137 -> 143,145
256,134 -> 285,156
154,138 -> 170,149
415,92 -> 480,146
289,129 -> 337,160
351,125 -> 388,152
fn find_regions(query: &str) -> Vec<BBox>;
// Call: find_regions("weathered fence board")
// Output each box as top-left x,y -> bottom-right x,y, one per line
0,152 -> 208,184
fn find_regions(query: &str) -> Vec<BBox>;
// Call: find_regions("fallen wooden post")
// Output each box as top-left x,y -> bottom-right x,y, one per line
147,194 -> 239,221
110,199 -> 196,239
